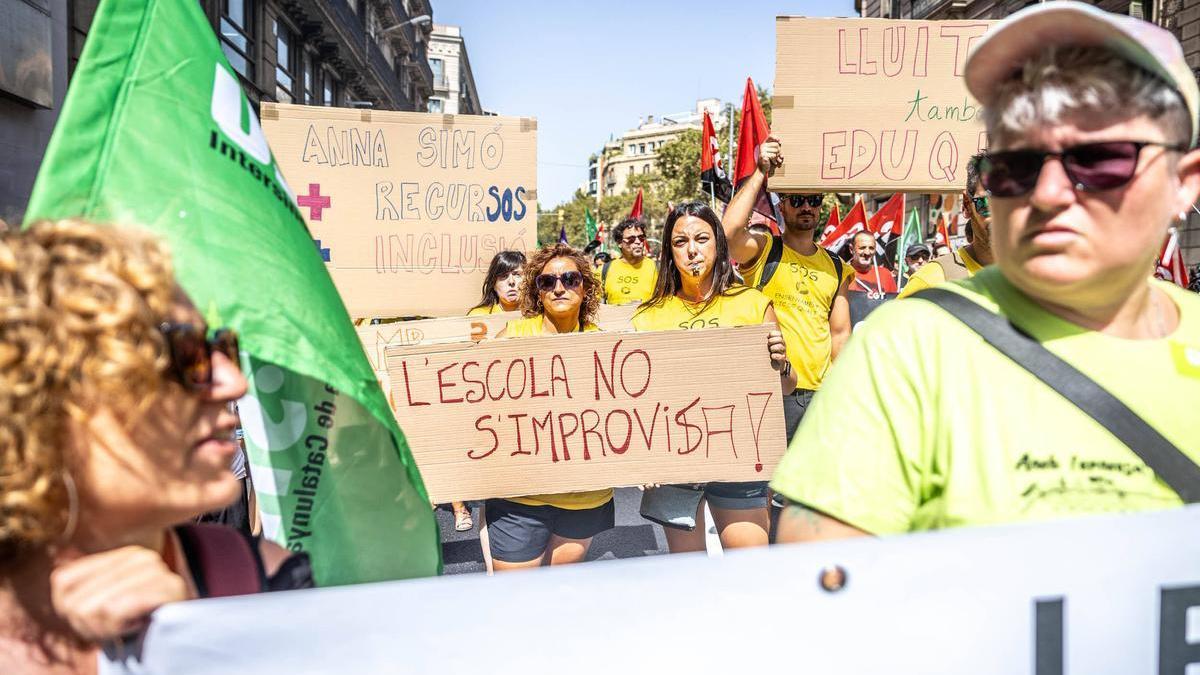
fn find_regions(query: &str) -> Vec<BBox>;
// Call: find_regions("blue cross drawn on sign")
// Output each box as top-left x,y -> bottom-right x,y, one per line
314,239 -> 331,262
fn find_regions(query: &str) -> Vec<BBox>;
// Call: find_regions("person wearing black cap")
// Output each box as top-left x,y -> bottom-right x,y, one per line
902,243 -> 932,281
773,1 -> 1200,541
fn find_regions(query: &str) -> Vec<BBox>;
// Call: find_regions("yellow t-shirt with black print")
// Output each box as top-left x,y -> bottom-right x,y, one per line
739,237 -> 853,391
631,285 -> 771,332
603,257 -> 658,305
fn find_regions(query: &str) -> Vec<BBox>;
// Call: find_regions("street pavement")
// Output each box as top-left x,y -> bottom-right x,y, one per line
436,487 -> 717,574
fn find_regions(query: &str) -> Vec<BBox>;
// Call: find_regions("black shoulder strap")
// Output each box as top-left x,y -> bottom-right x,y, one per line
824,248 -> 844,319
601,259 -> 612,285
913,287 -> 1200,503
756,235 -> 785,291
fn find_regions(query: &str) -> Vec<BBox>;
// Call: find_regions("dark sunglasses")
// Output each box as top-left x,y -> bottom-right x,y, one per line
970,195 -> 990,217
786,194 -> 824,208
159,322 -> 241,390
534,271 -> 584,293
621,234 -> 647,244
980,141 -> 1189,198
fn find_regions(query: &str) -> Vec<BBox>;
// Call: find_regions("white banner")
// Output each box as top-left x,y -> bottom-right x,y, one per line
103,506 -> 1200,674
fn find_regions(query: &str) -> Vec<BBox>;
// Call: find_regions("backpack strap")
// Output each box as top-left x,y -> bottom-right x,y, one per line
913,287 -> 1200,503
175,523 -> 266,598
601,259 -> 613,286
755,235 -> 785,291
824,248 -> 844,319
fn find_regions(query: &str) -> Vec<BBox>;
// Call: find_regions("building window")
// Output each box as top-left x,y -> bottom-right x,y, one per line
639,143 -> 646,154
322,69 -> 339,107
430,58 -> 444,86
303,53 -> 317,105
219,0 -> 255,81
628,166 -> 634,176
275,19 -> 296,103
428,98 -> 444,113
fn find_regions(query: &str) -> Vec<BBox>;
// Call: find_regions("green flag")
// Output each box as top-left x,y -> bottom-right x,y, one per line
896,208 -> 922,292
585,207 -> 597,243
24,0 -> 440,584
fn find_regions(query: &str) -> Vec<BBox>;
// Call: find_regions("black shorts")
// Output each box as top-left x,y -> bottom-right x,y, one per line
703,481 -> 770,509
784,388 -> 816,442
485,498 -> 615,563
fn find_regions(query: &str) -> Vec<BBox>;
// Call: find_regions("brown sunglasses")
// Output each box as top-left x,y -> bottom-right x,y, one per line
159,322 -> 241,390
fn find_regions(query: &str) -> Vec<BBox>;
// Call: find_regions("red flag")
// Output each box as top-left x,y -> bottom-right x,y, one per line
629,188 -> 643,220
820,203 -> 841,241
820,198 -> 867,251
1155,229 -> 1191,287
734,78 -> 771,185
867,193 -> 905,245
731,77 -> 781,228
934,213 -> 951,248
700,111 -> 732,202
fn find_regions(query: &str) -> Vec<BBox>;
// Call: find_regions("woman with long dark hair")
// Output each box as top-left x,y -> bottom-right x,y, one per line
468,250 -> 526,316
633,201 -> 795,553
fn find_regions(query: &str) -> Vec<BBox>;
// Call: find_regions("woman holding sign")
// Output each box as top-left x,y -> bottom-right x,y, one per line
632,201 -> 794,553
485,243 -> 613,571
453,251 -> 526,533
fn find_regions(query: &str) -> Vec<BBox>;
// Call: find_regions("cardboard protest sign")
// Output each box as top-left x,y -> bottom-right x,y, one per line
771,17 -> 994,192
384,325 -> 787,503
261,103 -> 538,318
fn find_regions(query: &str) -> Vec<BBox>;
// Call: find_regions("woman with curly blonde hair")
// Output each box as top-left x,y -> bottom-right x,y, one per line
0,220 -> 309,673
484,243 -> 612,571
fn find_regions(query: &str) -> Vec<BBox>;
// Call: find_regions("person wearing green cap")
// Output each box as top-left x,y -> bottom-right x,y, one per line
773,1 -> 1200,542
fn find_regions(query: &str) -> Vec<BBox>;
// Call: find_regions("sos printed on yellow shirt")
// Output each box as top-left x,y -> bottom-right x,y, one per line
739,237 -> 853,391
603,257 -> 658,305
770,268 -> 1200,534
631,286 -> 771,332
499,315 -> 610,510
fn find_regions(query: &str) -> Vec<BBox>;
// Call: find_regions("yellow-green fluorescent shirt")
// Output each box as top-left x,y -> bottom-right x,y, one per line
770,267 -> 1200,534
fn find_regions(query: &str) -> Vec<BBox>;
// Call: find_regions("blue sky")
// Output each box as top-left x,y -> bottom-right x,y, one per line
435,1 -> 856,208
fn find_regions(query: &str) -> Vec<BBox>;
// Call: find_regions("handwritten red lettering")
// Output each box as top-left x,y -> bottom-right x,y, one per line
401,360 -> 430,407
469,415 -> 498,459
605,409 -> 633,455
436,362 -> 463,404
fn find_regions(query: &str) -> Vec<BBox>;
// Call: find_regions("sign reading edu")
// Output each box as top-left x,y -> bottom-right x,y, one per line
261,104 -> 538,318
383,326 -> 788,503
771,18 -> 995,192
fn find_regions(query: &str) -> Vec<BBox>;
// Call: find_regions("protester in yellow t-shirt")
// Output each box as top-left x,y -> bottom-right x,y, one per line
466,250 -> 526,317
772,4 -> 1200,541
486,243 -> 612,571
898,155 -> 995,297
722,171 -> 854,444
602,217 -> 658,304
631,202 -> 794,553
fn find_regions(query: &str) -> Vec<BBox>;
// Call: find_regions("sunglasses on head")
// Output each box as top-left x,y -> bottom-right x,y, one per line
786,194 -> 824,208
621,234 -> 647,244
970,195 -> 990,217
534,271 -> 584,293
159,322 -> 241,391
980,140 -> 1189,198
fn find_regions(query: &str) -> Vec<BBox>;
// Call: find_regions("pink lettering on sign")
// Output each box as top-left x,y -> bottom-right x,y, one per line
298,183 -> 332,221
